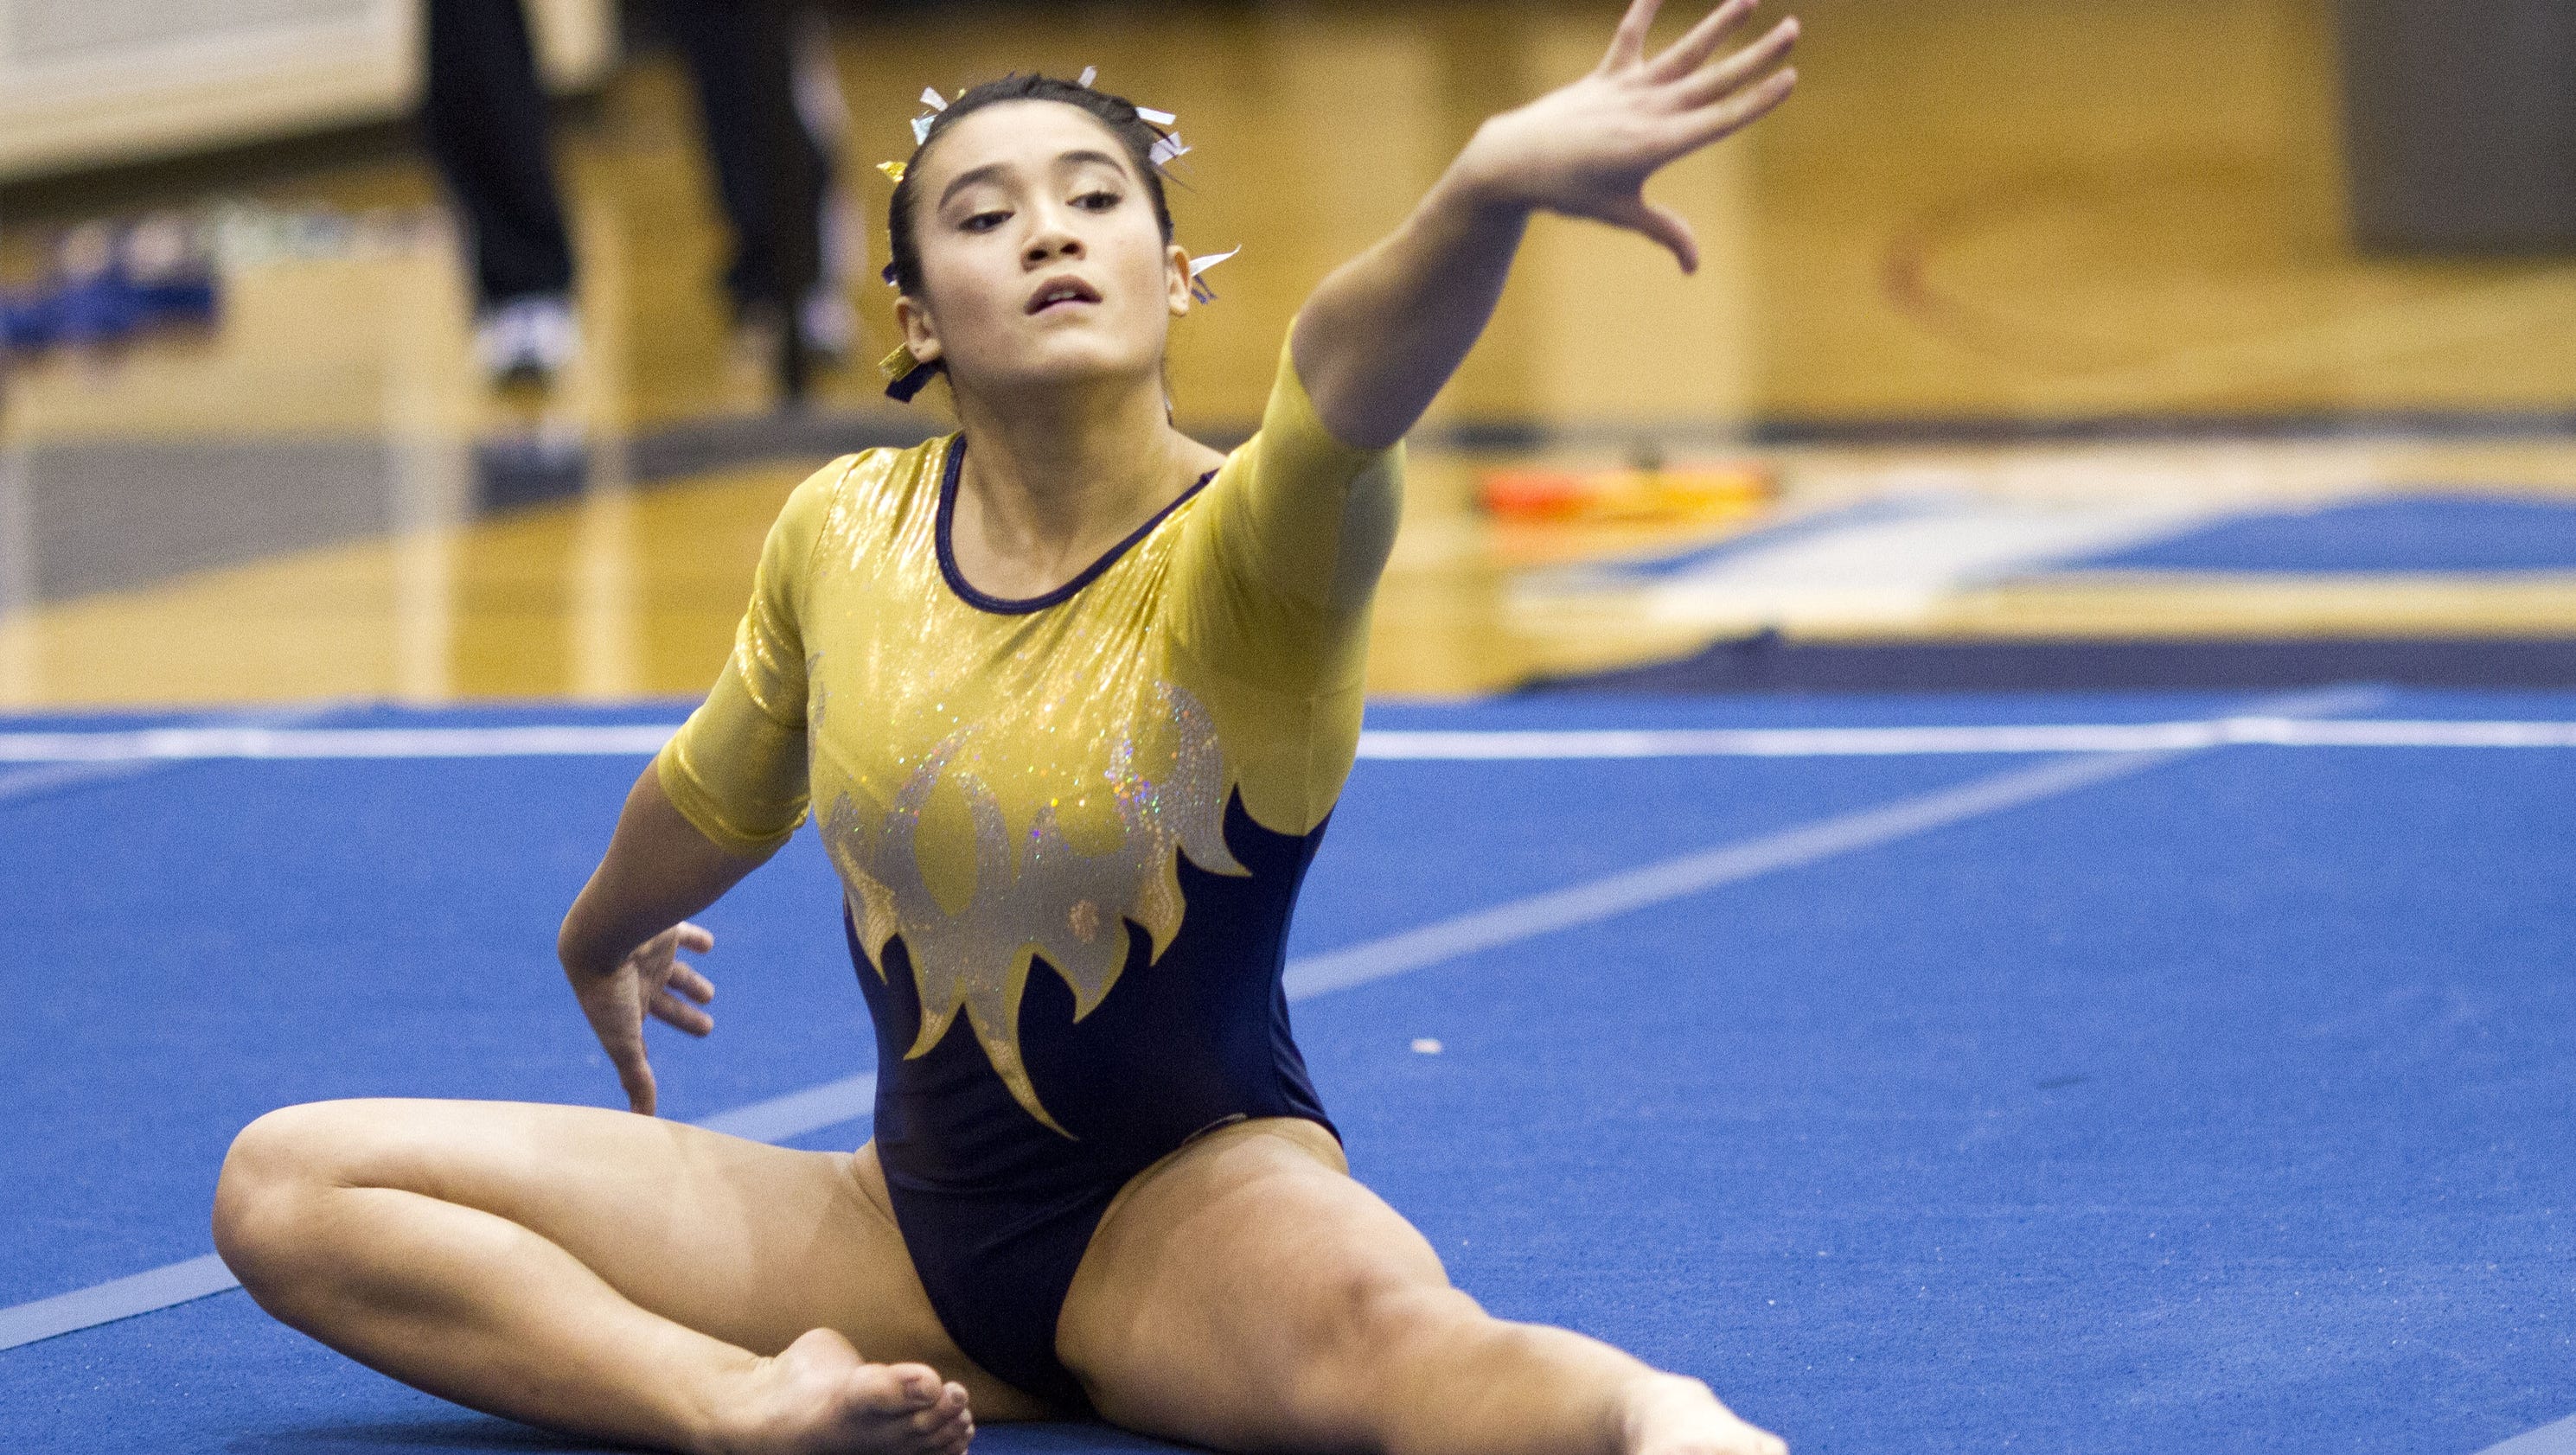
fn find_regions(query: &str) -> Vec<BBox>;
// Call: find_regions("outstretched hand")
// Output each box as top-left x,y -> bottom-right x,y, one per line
1284,0 -> 1798,447
568,921 -> 717,1116
1460,0 -> 1798,271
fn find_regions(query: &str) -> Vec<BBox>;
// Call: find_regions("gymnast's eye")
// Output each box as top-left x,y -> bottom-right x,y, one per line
1074,189 -> 1120,212
962,209 -> 1011,233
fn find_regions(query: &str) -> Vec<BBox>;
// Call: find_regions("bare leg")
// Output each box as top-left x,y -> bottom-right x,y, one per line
213,1100 -> 1054,1454
1058,1119 -> 1784,1455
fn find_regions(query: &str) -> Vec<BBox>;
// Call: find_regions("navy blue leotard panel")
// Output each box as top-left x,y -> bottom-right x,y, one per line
849,790 -> 1339,1409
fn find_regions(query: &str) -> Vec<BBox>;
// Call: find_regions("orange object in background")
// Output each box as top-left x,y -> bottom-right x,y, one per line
1476,460 -> 1777,522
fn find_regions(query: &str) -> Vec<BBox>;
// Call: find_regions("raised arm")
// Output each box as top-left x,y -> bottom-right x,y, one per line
1288,0 -> 1798,450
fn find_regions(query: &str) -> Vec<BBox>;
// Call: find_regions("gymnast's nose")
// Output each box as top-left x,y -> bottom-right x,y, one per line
1025,209 -> 1083,267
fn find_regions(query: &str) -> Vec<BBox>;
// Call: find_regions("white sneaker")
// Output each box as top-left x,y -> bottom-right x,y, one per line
475,293 -> 578,386
799,285 -> 854,361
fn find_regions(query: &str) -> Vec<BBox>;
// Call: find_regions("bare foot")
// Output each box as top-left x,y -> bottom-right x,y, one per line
1619,1374 -> 1786,1455
712,1327 -> 975,1455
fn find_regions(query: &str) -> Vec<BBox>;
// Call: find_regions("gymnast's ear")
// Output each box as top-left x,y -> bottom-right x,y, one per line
1165,241 -> 1193,318
894,291 -> 945,365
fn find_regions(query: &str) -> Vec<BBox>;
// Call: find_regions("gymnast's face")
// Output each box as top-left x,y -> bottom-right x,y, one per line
895,99 -> 1192,400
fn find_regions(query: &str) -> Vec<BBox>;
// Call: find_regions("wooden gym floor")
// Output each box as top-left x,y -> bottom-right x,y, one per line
5,0 -> 2576,708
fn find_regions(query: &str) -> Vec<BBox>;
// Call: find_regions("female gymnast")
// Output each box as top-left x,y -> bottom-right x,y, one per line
210,3 -> 1799,1452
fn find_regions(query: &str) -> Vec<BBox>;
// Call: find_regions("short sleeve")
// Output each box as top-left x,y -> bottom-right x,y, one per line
653,457 -> 845,856
1163,331 -> 1403,837
1213,329 -> 1403,616
1176,330 -> 1404,694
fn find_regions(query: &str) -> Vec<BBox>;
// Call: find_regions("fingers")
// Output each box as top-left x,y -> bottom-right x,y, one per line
649,985 -> 715,1037
674,921 -> 714,954
1601,0 -> 1665,71
1671,16 -> 1799,111
1645,0 -> 1761,84
1608,195 -> 1701,273
668,961 -> 716,1005
1671,63 -> 1797,153
650,958 -> 715,1035
610,1040 -> 658,1116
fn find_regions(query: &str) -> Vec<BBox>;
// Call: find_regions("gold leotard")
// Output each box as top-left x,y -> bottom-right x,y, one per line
655,334 -> 1400,1406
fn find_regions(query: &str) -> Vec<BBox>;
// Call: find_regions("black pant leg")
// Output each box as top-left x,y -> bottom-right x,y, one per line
662,0 -> 825,317
421,0 -> 576,307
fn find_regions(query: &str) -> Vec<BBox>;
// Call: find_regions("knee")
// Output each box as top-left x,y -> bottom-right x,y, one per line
1293,1267 -> 1485,1413
210,1101 -> 356,1295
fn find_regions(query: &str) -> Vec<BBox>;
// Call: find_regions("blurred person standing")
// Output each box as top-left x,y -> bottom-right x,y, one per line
422,0 -> 578,384
422,0 -> 848,390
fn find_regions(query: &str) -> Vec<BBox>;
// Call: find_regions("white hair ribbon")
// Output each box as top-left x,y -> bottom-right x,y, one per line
908,86 -> 948,144
1135,105 -> 1176,126
1186,246 -> 1239,303
1078,67 -> 1098,87
1148,133 -> 1190,168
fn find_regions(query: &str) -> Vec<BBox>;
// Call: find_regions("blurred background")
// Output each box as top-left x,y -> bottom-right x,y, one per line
7,0 -> 2576,707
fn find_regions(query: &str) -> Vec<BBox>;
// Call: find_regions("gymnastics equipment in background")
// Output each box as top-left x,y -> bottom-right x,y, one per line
1476,457 -> 1776,525
0,203 -> 454,355
1,217 -> 218,354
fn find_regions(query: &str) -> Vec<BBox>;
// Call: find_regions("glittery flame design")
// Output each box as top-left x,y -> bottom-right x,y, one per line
822,682 -> 1244,1136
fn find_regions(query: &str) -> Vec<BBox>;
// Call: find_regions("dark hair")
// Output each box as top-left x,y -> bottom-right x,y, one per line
885,73 -> 1179,301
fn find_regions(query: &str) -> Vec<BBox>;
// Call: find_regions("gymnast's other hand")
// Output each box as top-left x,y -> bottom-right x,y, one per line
1457,0 -> 1797,272
569,920 -> 718,1116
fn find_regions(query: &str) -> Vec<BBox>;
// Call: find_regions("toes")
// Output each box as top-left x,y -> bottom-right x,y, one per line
1728,1415 -> 1786,1455
911,1389 -> 968,1433
912,1399 -> 972,1455
900,1380 -> 974,1449
909,1382 -> 965,1423
1708,1426 -> 1785,1455
886,1362 -> 944,1408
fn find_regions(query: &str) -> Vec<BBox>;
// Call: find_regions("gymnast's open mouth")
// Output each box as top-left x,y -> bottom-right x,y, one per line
1026,275 -> 1103,314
